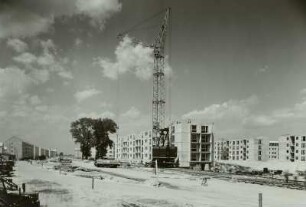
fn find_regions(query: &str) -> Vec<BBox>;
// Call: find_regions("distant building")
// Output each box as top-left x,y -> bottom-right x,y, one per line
279,135 -> 306,162
115,130 -> 152,164
4,136 -> 57,160
214,137 -> 269,162
214,139 -> 229,161
5,136 -> 34,160
114,120 -> 214,169
105,145 -> 115,159
74,147 -> 82,159
268,141 -> 279,160
0,143 -> 7,154
169,120 -> 214,169
49,149 -> 57,157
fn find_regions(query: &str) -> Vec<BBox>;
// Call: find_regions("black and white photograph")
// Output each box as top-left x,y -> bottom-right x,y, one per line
1,0 -> 306,206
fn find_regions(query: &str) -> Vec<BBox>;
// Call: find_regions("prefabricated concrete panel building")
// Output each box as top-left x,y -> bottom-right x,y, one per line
5,136 -> 34,160
169,121 -> 214,169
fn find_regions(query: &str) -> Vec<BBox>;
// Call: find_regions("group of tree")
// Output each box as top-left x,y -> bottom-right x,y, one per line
70,117 -> 117,160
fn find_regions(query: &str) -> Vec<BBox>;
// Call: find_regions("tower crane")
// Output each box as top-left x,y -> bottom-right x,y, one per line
118,8 -> 177,167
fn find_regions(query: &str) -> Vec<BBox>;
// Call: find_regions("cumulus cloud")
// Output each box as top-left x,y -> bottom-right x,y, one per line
13,52 -> 37,65
12,39 -> 73,81
0,67 -> 33,98
183,91 -> 306,137
243,115 -> 276,127
7,38 -> 28,52
121,107 -> 141,119
182,96 -> 269,136
77,111 -> 115,119
96,36 -> 155,80
74,38 -> 83,47
300,88 -> 306,96
0,0 -> 122,39
28,69 -> 50,84
58,71 -> 73,79
74,88 -> 101,103
183,95 -> 258,121
29,95 -> 42,105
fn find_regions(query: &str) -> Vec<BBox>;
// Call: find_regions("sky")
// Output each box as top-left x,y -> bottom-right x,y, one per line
1,0 -> 306,153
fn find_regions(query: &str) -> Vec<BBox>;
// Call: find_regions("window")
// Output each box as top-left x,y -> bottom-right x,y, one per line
191,134 -> 197,142
296,143 -> 299,147
303,137 -> 306,142
302,157 -> 305,161
296,150 -> 299,153
191,125 -> 197,132
171,126 -> 175,133
201,126 -> 207,133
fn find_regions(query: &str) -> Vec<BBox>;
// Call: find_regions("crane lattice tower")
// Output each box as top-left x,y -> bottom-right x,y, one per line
152,8 -> 170,146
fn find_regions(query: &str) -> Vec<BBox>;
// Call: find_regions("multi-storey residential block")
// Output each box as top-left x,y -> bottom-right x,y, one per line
268,141 -> 279,160
248,137 -> 268,161
279,135 -> 306,162
215,137 -> 268,161
115,130 -> 152,164
228,139 -> 248,161
169,120 -> 214,169
5,136 -> 57,160
106,145 -> 115,159
214,139 -> 229,161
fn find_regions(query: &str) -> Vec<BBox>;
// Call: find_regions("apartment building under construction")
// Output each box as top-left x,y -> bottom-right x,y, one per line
113,120 -> 214,169
279,135 -> 306,162
214,137 -> 268,161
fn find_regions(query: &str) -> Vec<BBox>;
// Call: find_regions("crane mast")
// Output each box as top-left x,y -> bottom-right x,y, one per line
152,8 -> 170,147
117,8 -> 177,166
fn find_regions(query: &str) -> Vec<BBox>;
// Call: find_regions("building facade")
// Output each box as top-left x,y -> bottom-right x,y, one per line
214,139 -> 229,161
4,136 -> 57,160
279,135 -> 306,162
169,120 -> 214,169
115,130 -> 152,164
268,141 -> 279,160
214,137 -> 268,162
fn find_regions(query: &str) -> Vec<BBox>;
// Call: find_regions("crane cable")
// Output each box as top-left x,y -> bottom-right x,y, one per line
119,8 -> 167,42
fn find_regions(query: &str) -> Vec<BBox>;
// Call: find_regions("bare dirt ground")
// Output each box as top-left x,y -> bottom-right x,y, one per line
11,161 -> 306,207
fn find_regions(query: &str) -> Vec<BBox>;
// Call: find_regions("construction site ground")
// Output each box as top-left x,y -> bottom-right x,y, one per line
12,160 -> 306,207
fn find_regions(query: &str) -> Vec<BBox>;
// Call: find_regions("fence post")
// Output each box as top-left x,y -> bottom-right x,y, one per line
92,177 -> 94,189
259,193 -> 262,207
155,160 -> 158,176
22,183 -> 26,193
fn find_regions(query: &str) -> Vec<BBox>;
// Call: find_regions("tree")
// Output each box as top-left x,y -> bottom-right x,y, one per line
70,118 -> 95,159
93,118 -> 117,159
